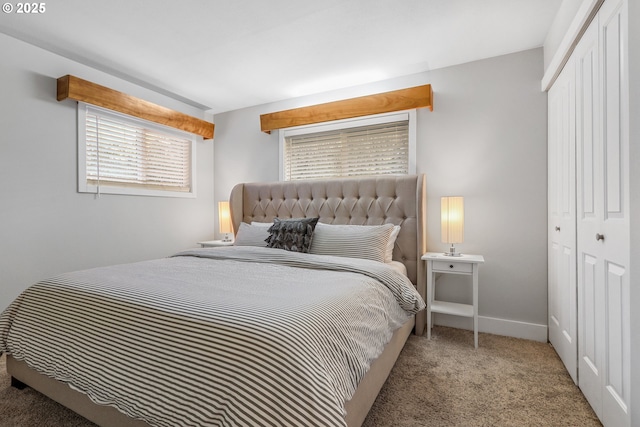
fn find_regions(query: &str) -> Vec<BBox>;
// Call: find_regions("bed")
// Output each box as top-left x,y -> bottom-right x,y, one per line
1,174 -> 427,427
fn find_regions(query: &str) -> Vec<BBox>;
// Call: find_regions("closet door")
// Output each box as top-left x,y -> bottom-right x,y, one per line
576,0 -> 630,425
547,58 -> 577,384
598,0 -> 630,425
575,16 -> 603,418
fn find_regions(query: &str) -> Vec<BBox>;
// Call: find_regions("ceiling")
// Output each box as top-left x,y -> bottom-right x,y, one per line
0,0 -> 561,114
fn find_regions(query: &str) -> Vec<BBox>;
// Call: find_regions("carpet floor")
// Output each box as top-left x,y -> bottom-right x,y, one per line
0,326 -> 601,427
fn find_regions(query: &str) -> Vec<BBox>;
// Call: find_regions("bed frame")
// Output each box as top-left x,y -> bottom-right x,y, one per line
7,174 -> 427,427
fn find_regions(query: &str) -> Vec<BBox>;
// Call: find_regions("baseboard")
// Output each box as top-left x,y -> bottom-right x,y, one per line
433,314 -> 548,342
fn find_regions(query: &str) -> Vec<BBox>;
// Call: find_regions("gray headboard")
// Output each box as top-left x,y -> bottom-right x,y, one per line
229,174 -> 426,292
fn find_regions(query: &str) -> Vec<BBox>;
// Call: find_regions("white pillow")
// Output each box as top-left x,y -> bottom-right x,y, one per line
250,221 -> 273,228
309,223 -> 395,263
387,225 -> 401,263
387,260 -> 408,276
233,222 -> 271,247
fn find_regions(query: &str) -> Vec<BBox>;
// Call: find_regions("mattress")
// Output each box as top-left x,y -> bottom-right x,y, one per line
0,246 -> 424,427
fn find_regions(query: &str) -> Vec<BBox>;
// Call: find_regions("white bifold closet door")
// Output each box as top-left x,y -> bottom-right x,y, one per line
575,0 -> 630,425
547,56 -> 577,384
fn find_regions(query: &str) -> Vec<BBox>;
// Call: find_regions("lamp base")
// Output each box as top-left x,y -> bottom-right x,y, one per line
221,233 -> 233,243
443,245 -> 462,257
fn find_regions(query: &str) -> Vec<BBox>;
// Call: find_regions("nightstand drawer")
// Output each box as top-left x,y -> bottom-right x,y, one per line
432,261 -> 473,274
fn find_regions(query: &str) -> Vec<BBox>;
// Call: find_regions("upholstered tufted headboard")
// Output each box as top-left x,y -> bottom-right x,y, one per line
229,174 -> 426,293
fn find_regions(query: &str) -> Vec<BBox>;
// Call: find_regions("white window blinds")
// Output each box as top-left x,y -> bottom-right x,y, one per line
79,104 -> 195,197
283,116 -> 410,181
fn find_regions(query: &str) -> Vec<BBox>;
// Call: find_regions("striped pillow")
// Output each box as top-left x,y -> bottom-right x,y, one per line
309,223 -> 395,263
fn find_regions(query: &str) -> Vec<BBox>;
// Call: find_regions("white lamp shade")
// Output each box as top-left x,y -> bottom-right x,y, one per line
218,201 -> 233,235
441,196 -> 464,244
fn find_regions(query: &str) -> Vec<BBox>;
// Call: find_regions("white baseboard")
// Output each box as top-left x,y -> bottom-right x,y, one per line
433,313 -> 548,342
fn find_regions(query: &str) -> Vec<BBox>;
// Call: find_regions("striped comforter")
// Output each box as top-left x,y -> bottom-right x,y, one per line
0,246 -> 424,427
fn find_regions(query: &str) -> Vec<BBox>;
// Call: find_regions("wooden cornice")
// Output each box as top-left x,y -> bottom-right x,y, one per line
260,84 -> 433,134
57,75 -> 214,140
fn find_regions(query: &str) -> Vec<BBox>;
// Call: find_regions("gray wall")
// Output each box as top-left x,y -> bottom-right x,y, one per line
213,48 -> 548,340
0,33 -> 216,312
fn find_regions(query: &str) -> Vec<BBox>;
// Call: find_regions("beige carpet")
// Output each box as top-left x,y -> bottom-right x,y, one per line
0,326 -> 600,427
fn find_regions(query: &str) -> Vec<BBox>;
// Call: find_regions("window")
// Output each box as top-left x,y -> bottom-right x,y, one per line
279,111 -> 416,181
78,103 -> 196,197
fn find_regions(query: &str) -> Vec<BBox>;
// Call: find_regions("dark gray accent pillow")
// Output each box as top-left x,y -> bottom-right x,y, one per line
265,217 -> 319,253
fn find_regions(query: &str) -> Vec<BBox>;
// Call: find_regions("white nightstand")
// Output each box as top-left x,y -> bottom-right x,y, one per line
198,240 -> 234,248
422,252 -> 485,348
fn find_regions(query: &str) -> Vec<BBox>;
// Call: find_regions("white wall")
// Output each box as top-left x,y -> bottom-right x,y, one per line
213,48 -> 548,341
543,0 -> 586,70
0,33 -> 216,312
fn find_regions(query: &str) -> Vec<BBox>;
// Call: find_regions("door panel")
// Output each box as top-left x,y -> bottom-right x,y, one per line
604,262 -> 625,393
579,251 -> 602,416
575,0 -> 630,425
576,17 -> 603,417
547,56 -> 577,384
603,7 -> 622,216
600,0 -> 629,425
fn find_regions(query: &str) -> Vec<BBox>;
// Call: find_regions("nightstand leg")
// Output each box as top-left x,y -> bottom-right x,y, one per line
473,265 -> 479,349
426,264 -> 433,340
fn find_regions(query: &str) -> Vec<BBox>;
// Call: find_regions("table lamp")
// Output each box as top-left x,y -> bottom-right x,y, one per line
218,201 -> 233,242
441,196 -> 464,256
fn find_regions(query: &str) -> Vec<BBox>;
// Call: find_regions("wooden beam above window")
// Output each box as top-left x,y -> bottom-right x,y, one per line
57,75 -> 214,140
259,84 -> 433,134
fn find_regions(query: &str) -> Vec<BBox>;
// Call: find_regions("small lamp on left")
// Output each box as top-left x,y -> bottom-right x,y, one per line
218,201 -> 233,242
441,196 -> 464,256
